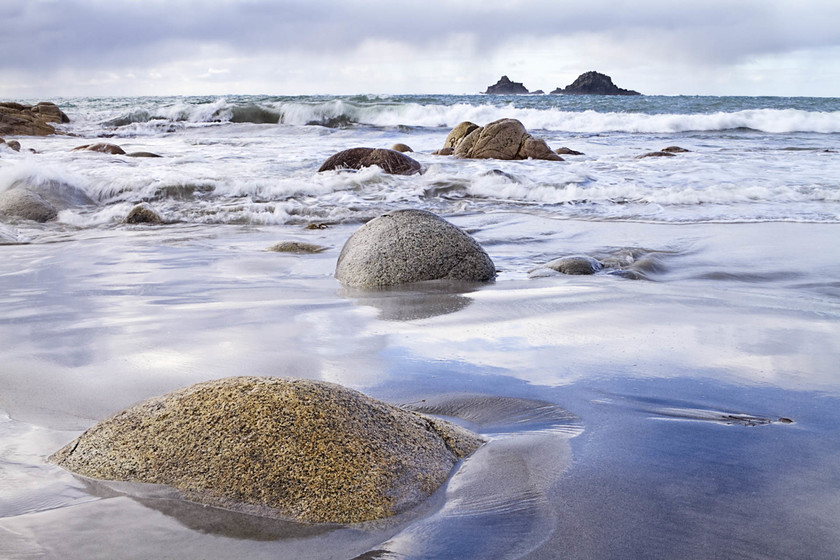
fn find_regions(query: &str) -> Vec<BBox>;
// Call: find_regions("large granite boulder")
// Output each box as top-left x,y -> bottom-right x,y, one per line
484,75 -> 529,94
335,209 -> 496,287
452,119 -> 563,161
318,147 -> 422,176
551,71 -> 641,96
50,377 -> 483,524
0,102 -> 69,136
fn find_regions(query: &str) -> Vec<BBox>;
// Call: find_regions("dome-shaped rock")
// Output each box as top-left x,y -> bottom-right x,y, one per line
390,143 -> 413,153
50,376 -> 484,524
0,188 -> 58,222
542,255 -> 603,275
335,209 -> 496,288
443,121 -> 479,150
318,147 -> 421,176
124,203 -> 163,224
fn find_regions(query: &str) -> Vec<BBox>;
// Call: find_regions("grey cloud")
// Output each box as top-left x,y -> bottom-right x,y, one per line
2,1 -> 839,77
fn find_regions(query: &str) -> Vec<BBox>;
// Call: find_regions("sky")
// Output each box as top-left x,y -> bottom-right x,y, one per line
2,0 -> 840,98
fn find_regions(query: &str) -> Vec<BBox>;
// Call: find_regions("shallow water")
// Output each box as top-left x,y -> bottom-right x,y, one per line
0,215 -> 838,559
2,94 -> 840,558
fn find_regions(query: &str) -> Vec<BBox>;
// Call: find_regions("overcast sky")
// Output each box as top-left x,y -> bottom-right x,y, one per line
2,0 -> 839,98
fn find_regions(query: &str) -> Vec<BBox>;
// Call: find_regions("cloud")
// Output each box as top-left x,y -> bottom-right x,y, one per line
1,0 -> 839,96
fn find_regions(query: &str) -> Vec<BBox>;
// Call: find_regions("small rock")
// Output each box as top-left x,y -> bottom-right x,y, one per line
636,151 -> 676,159
124,203 -> 163,224
556,147 -> 584,156
335,209 -> 496,288
391,143 -> 413,153
432,147 -> 455,156
127,151 -> 163,158
661,146 -> 690,153
267,241 -> 327,254
318,147 -> 422,176
72,143 -> 127,155
541,255 -> 603,275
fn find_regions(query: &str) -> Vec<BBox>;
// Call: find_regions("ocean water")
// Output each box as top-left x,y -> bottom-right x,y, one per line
1,95 -> 839,559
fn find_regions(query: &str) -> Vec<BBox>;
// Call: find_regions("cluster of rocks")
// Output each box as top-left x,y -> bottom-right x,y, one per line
0,101 -> 69,136
483,71 -> 641,96
434,118 -> 563,161
636,146 -> 691,159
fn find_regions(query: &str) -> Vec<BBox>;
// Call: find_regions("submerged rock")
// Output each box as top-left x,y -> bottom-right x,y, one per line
453,119 -> 563,161
661,146 -> 690,153
124,203 -> 163,225
484,75 -> 529,94
0,177 -> 94,222
50,376 -> 483,524
0,101 -> 69,136
0,188 -> 58,222
555,147 -> 584,156
335,209 -> 496,288
390,143 -> 413,153
542,255 -> 604,275
267,241 -> 328,254
318,147 -> 422,176
72,142 -> 127,155
551,71 -> 641,96
636,151 -> 676,159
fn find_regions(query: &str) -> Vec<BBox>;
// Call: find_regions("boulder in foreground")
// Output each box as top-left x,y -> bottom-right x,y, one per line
50,376 -> 483,524
318,147 -> 422,175
335,209 -> 496,287
551,71 -> 641,96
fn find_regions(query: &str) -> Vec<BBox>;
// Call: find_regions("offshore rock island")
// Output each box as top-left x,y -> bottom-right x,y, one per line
483,71 -> 641,95
550,71 -> 641,95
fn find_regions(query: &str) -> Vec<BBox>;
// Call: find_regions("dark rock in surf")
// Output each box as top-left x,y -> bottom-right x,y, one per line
484,75 -> 529,94
1,138 -> 21,152
391,143 -> 413,153
551,71 -> 640,96
124,203 -> 163,225
0,101 -> 69,136
556,147 -> 584,156
636,151 -> 676,159
127,151 -> 163,158
318,147 -> 422,176
72,142 -> 127,155
335,209 -> 496,288
453,118 -> 563,161
50,376 -> 483,524
661,146 -> 690,153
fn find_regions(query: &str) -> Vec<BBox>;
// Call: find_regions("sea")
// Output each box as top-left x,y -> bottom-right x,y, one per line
1,94 -> 839,559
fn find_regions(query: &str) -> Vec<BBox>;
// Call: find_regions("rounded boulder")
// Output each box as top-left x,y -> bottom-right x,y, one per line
335,209 -> 496,287
50,376 -> 484,524
318,147 -> 421,176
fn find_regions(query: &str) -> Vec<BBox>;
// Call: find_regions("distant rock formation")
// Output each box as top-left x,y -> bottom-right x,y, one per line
0,102 -> 69,136
484,75 -> 529,94
551,71 -> 641,96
